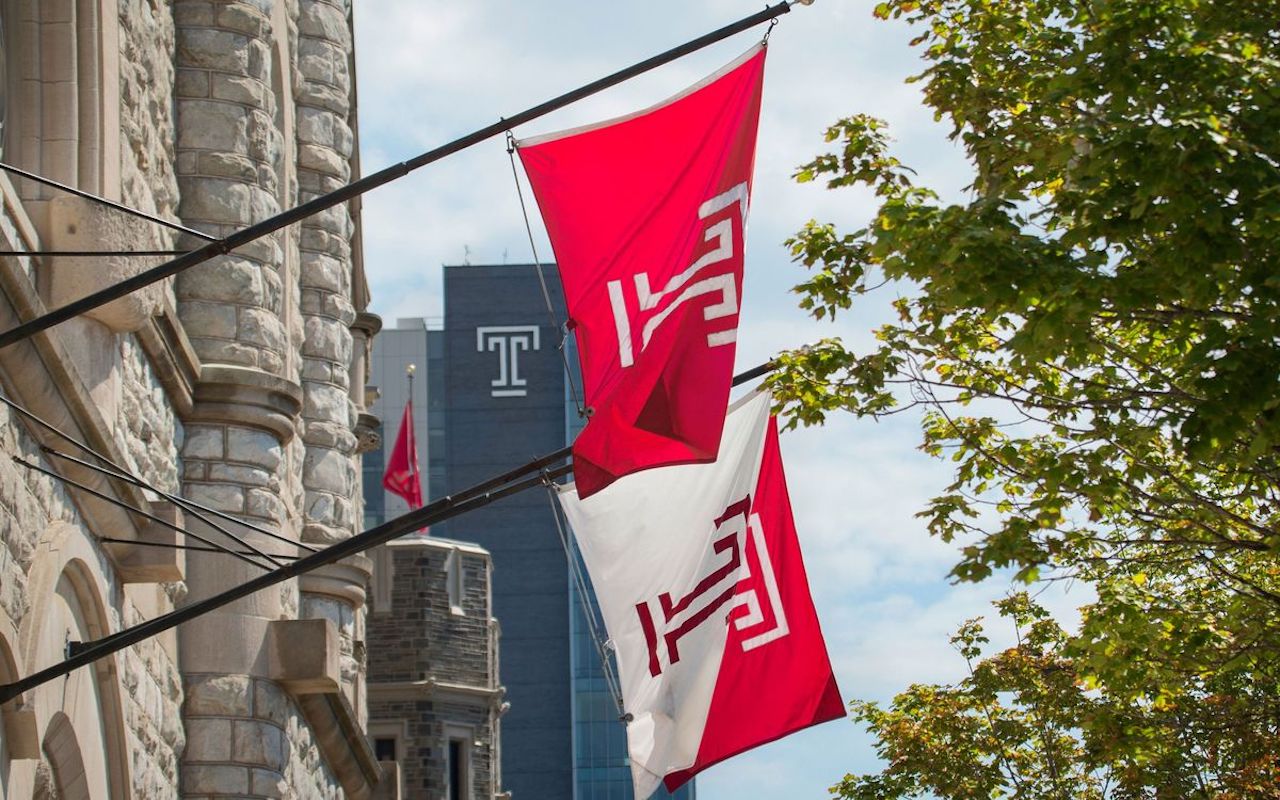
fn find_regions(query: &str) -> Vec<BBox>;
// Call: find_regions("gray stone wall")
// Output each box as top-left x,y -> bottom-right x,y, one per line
368,541 -> 502,799
368,695 -> 496,800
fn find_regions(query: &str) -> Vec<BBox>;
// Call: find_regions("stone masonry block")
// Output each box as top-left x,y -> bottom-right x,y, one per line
225,427 -> 283,469
179,176 -> 257,224
175,68 -> 211,98
299,252 -> 346,293
183,717 -> 233,762
180,300 -> 238,340
184,674 -> 253,716
238,307 -> 288,352
300,316 -> 349,361
253,679 -> 290,727
295,80 -> 349,117
179,256 -> 267,304
177,100 -> 251,152
104,501 -> 186,583
177,28 -> 251,72
232,719 -> 286,769
302,447 -> 348,494
299,3 -> 352,48
297,142 -> 346,178
301,383 -> 348,424
190,337 -> 261,369
182,764 -> 250,795
196,150 -> 260,182
210,72 -> 270,107
214,3 -> 271,37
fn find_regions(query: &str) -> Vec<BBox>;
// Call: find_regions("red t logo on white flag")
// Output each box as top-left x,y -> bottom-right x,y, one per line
558,392 -> 844,798
518,45 -> 767,498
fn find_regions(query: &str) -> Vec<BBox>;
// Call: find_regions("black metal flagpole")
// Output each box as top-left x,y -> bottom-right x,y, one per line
0,1 -> 796,351
0,363 -> 775,702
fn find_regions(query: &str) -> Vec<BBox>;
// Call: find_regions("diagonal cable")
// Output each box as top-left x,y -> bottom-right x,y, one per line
0,162 -> 217,242
506,134 -> 585,416
97,537 -> 300,561
0,388 -> 316,554
543,477 -> 626,716
12,456 -> 278,571
43,447 -> 316,556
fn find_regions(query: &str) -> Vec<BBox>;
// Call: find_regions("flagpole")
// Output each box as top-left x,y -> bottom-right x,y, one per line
0,2 -> 797,350
0,362 -> 775,703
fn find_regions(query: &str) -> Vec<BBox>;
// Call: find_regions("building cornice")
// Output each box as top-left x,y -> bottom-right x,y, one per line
368,678 -> 506,709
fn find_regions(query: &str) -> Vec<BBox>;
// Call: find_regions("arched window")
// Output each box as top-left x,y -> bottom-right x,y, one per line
5,0 -> 118,224
41,713 -> 91,800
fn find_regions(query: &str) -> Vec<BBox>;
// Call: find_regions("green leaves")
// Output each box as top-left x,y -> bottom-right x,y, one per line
781,0 -> 1280,796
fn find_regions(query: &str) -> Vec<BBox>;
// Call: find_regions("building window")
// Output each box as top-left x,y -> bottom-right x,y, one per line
374,737 -> 396,762
445,549 -> 464,615
447,737 -> 469,800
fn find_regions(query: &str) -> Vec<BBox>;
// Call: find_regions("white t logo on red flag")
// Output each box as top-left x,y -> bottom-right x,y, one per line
558,392 -> 844,799
517,44 -> 768,498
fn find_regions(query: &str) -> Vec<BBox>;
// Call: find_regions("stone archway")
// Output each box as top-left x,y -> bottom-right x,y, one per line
42,712 -> 90,800
21,523 -> 131,800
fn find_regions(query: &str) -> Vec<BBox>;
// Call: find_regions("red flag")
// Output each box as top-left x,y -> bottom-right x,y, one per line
382,399 -> 422,509
662,413 -> 844,791
558,392 -> 843,798
518,44 -> 767,498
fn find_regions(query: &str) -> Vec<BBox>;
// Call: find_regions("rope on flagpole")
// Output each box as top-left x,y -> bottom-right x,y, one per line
542,475 -> 626,716
505,132 -> 586,417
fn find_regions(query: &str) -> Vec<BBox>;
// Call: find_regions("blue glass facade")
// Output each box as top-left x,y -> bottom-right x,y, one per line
366,265 -> 694,799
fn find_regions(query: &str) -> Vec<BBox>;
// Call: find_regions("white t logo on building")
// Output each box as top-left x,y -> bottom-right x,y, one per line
477,326 -> 541,397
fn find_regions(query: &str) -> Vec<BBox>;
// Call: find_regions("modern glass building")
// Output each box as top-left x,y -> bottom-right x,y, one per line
364,265 -> 693,799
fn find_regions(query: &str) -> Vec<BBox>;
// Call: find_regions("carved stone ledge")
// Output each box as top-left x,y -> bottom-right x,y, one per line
48,196 -> 167,332
268,617 -> 340,695
354,412 -> 381,454
299,553 -> 373,608
188,364 -> 302,442
268,615 -> 382,800
350,311 -> 382,338
102,501 -> 186,583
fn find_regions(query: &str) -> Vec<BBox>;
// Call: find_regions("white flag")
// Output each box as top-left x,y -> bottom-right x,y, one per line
559,391 -> 842,798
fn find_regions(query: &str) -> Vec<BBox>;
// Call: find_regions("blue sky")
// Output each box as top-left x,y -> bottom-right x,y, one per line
352,2 -> 1090,796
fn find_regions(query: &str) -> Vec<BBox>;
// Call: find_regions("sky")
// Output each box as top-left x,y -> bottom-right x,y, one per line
351,2 -> 1091,796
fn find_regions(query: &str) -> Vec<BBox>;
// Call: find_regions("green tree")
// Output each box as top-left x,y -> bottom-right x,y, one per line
771,0 -> 1280,795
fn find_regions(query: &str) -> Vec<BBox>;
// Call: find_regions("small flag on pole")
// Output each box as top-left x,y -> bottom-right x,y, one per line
518,44 -> 768,498
558,391 -> 843,798
382,399 -> 423,510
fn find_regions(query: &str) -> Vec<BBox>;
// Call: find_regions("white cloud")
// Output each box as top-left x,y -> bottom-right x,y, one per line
349,2 -> 1017,798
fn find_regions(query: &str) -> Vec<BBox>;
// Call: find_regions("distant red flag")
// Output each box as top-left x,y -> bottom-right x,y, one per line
382,399 -> 422,510
518,44 -> 767,498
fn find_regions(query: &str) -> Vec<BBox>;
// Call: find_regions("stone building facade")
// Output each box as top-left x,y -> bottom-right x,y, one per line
367,537 -> 505,799
0,1 -> 383,798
